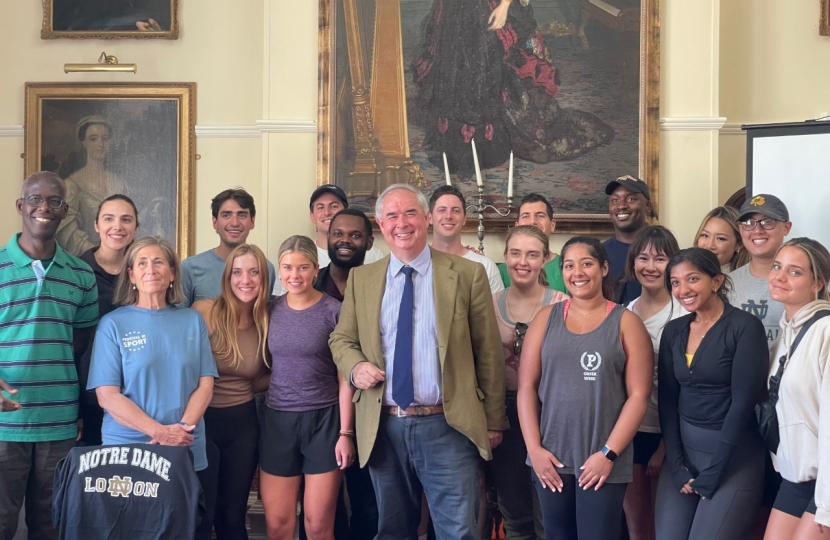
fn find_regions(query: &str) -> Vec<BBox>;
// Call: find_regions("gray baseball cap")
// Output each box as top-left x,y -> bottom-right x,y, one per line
737,194 -> 789,222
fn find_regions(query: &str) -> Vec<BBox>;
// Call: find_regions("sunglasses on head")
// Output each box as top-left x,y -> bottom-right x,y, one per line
514,322 -> 528,357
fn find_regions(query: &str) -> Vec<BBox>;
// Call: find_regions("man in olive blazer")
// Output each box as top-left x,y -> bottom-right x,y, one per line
329,184 -> 508,540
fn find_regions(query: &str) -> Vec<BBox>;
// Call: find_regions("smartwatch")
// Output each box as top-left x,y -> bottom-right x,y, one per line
601,444 -> 618,462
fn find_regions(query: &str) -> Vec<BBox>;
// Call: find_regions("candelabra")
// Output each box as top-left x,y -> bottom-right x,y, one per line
465,188 -> 513,255
445,139 -> 516,255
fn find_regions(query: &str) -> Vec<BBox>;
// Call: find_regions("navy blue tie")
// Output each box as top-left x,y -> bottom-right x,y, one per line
393,266 -> 415,410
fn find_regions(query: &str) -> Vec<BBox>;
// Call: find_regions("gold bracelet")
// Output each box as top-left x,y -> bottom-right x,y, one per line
339,430 -> 355,437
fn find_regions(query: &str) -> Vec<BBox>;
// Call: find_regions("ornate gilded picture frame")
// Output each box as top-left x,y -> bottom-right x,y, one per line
24,83 -> 196,257
41,0 -> 179,40
318,0 -> 659,233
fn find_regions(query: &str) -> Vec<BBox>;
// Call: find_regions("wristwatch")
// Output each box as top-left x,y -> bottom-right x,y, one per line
602,445 -> 618,462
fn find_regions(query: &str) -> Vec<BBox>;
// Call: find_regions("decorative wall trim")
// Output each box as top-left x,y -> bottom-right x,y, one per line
720,122 -> 746,135
256,120 -> 317,133
659,117 -> 727,131
0,125 -> 24,137
2,122 -> 319,138
195,125 -> 262,138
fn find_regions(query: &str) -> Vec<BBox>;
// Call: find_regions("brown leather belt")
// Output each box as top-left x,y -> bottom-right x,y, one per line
382,404 -> 444,417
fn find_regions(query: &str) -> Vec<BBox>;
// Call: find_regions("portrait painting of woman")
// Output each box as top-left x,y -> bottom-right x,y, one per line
26,86 -> 191,256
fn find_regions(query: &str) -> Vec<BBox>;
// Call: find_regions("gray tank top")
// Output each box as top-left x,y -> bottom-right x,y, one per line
531,301 -> 632,483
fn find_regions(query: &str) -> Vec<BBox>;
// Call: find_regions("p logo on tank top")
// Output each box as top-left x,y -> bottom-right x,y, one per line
580,351 -> 602,381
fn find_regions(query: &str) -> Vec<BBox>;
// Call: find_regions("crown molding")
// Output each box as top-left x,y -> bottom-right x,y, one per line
195,125 -> 262,138
659,117 -> 727,131
720,122 -> 746,135
1,121 -> 320,139
256,120 -> 317,133
0,125 -> 23,137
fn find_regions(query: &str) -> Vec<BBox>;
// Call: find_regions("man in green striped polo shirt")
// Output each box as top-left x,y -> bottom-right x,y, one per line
0,172 -> 98,539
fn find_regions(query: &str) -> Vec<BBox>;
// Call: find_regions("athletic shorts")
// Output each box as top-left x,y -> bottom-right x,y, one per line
259,404 -> 340,477
632,431 -> 661,466
773,478 -> 818,518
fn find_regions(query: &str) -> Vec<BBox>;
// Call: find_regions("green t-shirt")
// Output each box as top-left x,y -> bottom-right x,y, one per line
0,234 -> 99,442
498,254 -> 567,294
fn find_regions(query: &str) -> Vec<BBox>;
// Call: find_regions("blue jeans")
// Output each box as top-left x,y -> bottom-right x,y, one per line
368,413 -> 480,540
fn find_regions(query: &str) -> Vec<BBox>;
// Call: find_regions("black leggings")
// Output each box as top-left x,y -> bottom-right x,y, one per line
203,400 -> 260,540
196,439 -> 219,540
534,473 -> 627,540
654,421 -> 764,540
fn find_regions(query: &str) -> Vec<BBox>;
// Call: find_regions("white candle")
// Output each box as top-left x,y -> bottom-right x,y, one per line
507,151 -> 514,199
471,138 -> 483,187
443,152 -> 451,186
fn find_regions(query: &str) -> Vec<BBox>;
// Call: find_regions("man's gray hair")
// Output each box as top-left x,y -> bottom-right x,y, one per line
375,184 -> 429,217
21,171 -> 65,198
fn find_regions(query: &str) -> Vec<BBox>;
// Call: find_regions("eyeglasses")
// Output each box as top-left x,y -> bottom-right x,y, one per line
740,218 -> 778,231
21,195 -> 65,209
514,322 -> 528,357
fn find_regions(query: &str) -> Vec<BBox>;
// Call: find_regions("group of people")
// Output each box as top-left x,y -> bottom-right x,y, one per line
1,169 -> 829,540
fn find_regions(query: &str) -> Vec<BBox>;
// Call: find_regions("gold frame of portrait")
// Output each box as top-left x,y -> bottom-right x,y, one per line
41,0 -> 179,40
23,82 -> 196,258
317,0 -> 660,234
822,0 -> 830,36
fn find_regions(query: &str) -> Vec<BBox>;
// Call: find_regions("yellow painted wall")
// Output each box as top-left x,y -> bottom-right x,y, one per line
0,0 -> 265,254
658,0 -> 721,247
0,0 -> 771,265
719,0 -> 830,201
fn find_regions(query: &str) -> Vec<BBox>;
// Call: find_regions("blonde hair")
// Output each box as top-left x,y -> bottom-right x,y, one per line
113,236 -> 185,306
210,244 -> 270,370
693,206 -> 750,272
776,238 -> 830,302
504,225 -> 550,287
278,235 -> 318,267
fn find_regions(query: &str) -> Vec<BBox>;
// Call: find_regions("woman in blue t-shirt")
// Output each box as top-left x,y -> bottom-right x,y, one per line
259,235 -> 354,540
88,236 -> 218,539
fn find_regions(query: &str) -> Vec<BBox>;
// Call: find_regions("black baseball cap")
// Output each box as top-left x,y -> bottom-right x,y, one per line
309,185 -> 348,211
737,194 -> 789,222
604,175 -> 651,201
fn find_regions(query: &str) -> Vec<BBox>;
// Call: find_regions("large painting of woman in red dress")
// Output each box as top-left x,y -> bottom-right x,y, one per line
411,0 -> 614,174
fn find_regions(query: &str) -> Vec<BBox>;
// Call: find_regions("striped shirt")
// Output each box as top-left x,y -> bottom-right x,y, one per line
380,245 -> 441,406
0,234 -> 99,442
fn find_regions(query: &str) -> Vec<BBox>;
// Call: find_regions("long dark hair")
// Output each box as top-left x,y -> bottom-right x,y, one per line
623,225 -> 680,283
665,248 -> 732,303
693,206 -> 750,272
560,236 -> 615,301
95,194 -> 139,228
